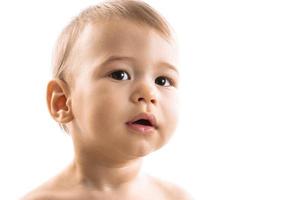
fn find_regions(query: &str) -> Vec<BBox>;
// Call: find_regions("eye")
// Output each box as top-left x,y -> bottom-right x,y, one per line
155,76 -> 173,87
109,70 -> 130,81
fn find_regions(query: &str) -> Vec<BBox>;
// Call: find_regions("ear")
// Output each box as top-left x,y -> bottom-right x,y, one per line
46,79 -> 73,123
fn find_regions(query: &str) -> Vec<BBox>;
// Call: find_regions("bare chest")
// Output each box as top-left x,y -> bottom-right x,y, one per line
51,189 -> 170,200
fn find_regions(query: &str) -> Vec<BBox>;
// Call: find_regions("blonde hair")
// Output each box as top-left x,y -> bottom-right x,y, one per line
51,0 -> 174,133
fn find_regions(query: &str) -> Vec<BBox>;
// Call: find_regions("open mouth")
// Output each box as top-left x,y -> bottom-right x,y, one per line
132,119 -> 153,126
126,113 -> 158,133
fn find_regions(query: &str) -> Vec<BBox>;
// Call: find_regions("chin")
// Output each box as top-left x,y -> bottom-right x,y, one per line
128,143 -> 157,158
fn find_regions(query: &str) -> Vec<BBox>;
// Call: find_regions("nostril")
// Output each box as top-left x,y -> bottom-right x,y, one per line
137,97 -> 156,104
138,97 -> 144,101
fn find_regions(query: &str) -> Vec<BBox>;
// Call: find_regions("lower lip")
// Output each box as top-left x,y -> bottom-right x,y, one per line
126,123 -> 156,134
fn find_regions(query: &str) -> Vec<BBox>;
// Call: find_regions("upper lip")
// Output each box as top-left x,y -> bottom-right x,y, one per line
127,113 -> 158,129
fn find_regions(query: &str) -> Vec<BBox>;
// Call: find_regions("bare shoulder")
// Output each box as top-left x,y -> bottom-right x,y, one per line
20,183 -> 75,200
20,186 -> 59,200
20,173 -> 70,200
147,175 -> 194,200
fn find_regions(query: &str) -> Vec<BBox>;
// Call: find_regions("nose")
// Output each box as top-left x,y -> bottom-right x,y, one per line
130,81 -> 157,105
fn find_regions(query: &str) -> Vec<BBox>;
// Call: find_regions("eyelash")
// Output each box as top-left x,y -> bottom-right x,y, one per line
108,70 -> 176,87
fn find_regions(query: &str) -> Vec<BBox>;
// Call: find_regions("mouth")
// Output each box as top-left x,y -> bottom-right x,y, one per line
133,119 -> 152,125
126,113 -> 158,134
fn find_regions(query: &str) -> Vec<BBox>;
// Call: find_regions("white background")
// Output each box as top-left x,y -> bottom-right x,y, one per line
0,0 -> 299,199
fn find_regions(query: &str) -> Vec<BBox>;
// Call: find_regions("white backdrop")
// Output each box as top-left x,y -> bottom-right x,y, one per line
0,0 -> 299,199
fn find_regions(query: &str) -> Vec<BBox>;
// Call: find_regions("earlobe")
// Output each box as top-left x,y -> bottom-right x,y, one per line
46,79 -> 74,123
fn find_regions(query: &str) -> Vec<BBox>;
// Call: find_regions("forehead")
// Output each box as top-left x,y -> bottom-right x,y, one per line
70,19 -> 178,75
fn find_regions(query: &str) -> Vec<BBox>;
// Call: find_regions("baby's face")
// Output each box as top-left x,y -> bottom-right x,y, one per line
67,19 -> 179,159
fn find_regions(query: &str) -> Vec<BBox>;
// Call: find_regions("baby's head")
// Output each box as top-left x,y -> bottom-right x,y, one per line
47,0 -> 179,159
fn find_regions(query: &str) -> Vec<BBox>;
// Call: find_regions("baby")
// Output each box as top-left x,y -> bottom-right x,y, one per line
23,0 -> 192,199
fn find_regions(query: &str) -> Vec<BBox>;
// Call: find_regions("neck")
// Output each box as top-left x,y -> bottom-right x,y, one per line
69,151 -> 144,190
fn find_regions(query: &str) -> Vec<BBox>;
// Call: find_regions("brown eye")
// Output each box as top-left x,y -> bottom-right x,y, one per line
155,76 -> 172,87
110,70 -> 130,81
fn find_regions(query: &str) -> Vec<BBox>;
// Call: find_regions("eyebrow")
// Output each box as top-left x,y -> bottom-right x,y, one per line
100,55 -> 134,66
100,55 -> 178,74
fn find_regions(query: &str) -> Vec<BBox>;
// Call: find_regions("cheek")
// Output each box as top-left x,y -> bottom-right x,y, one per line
73,84 -> 126,134
89,88 -> 125,127
160,92 -> 179,136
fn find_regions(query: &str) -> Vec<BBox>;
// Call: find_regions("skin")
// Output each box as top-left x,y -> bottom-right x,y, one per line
22,19 -> 192,200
